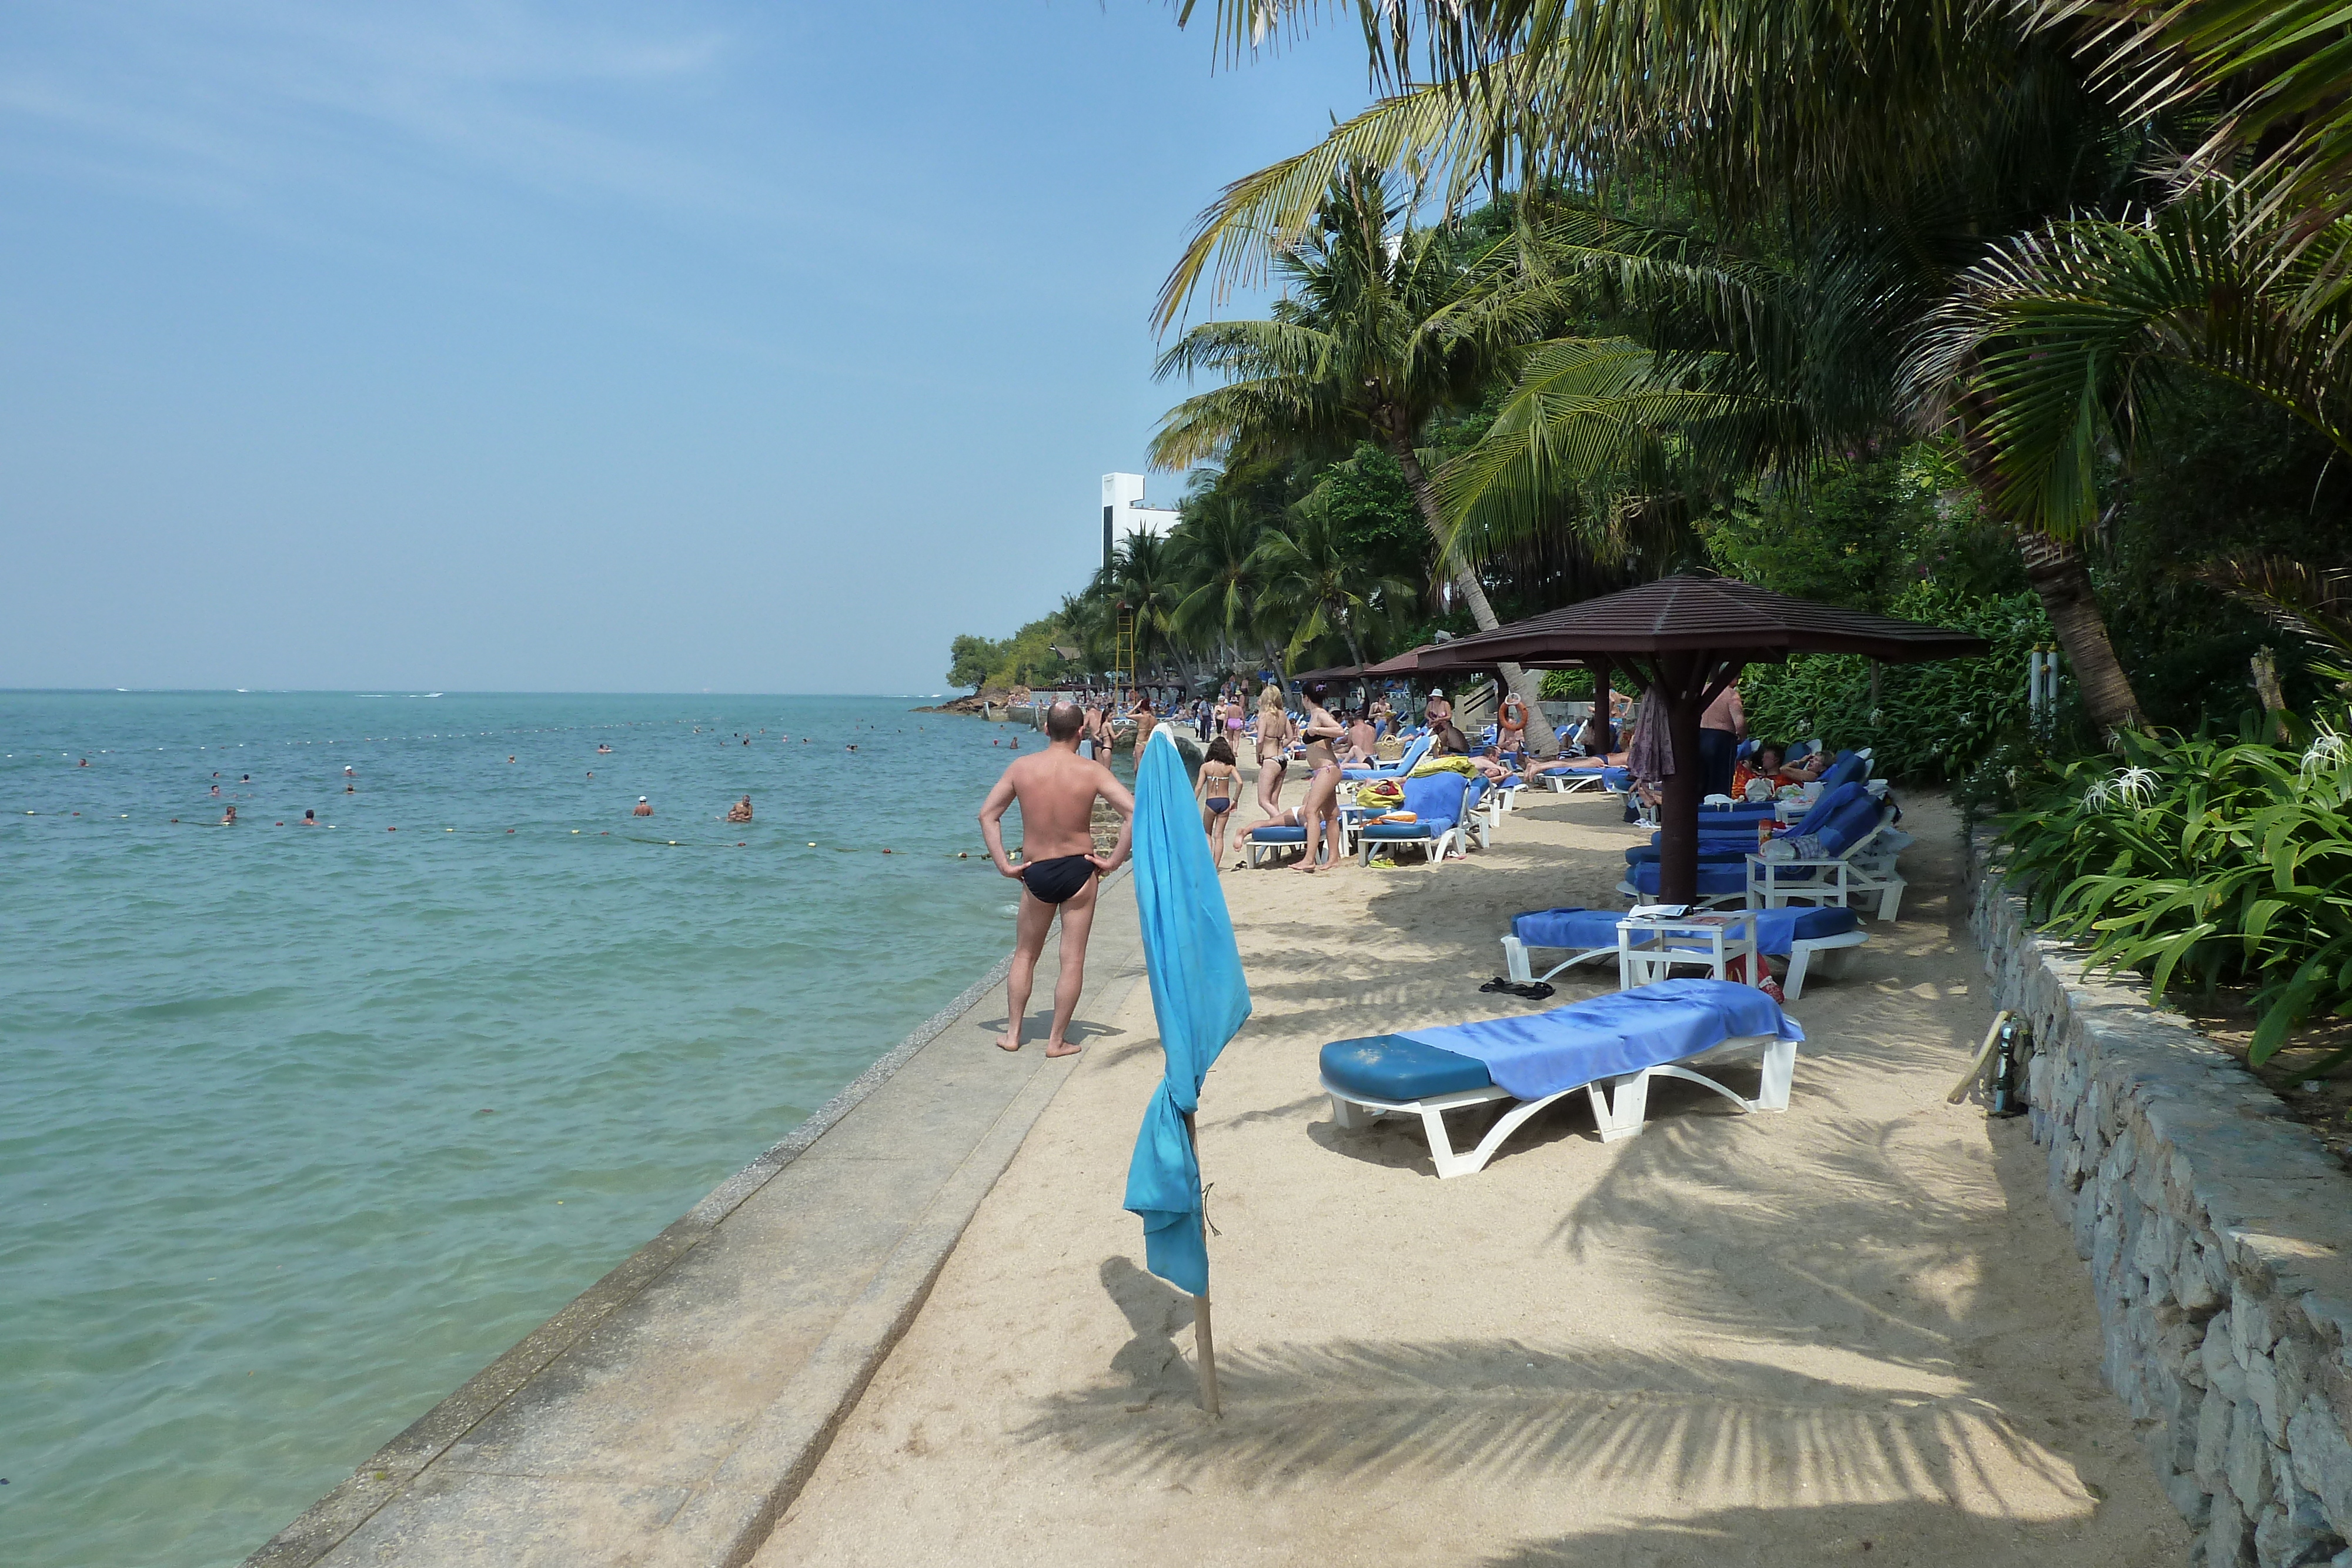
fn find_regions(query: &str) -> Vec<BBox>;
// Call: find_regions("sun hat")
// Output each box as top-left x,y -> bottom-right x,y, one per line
639,795 -> 648,802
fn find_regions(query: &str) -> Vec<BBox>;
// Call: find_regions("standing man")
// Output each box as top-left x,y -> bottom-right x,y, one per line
1698,678 -> 1746,799
978,701 -> 1134,1057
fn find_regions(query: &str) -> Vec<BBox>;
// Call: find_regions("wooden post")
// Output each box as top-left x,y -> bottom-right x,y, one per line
1182,1111 -> 1221,1418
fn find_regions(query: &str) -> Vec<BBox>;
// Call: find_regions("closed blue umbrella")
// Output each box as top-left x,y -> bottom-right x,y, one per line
1122,725 -> 1251,1413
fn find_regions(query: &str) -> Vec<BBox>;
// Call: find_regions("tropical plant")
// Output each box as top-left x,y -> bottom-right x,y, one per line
1160,0 -> 2168,734
1149,165 -> 1552,700
1999,720 -> 2352,1064
1167,491 -> 1275,670
1251,493 -> 1419,667
1740,584 -> 2053,783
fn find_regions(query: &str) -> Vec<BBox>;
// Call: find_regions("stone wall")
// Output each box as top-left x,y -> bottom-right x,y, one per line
1972,830 -> 2352,1567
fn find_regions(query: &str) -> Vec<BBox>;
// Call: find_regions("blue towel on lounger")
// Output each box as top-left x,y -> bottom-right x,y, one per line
1399,978 -> 1802,1101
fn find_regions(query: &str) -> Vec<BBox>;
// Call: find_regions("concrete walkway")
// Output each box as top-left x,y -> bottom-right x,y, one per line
246,878 -> 1145,1568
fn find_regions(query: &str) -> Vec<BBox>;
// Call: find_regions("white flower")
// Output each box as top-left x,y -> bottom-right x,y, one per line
2114,766 -> 2160,807
2303,723 -> 2348,777
2081,776 -> 2115,810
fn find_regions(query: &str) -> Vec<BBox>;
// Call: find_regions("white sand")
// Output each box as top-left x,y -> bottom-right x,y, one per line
759,791 -> 2187,1567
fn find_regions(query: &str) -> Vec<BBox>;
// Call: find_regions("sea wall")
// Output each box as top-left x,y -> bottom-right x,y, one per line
1971,828 -> 2352,1568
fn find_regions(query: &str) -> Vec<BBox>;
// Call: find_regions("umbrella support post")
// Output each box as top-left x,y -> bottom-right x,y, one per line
1194,1291 -> 1221,1418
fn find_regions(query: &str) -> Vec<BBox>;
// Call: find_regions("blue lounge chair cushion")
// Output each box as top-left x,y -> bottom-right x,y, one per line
1403,978 -> 1803,1099
1602,767 -> 1631,791
1511,907 -> 1623,950
1321,1034 -> 1494,1101
1623,842 -> 1752,866
1250,824 -> 1307,844
1512,904 -> 1861,955
1627,860 -> 1749,897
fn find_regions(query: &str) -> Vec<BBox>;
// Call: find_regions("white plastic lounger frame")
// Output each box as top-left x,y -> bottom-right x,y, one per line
1779,928 -> 1867,1000
1746,816 -> 1908,921
1505,921 -> 1869,999
1501,932 -> 1619,985
1322,1031 -> 1796,1178
1534,767 -> 1608,795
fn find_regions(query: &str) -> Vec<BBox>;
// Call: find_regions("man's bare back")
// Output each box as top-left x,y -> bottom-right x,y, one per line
978,703 -> 1134,1057
987,747 -> 1120,861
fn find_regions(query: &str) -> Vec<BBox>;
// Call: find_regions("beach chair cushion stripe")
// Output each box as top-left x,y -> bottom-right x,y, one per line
1399,978 -> 1802,1101
1319,1035 -> 1494,1101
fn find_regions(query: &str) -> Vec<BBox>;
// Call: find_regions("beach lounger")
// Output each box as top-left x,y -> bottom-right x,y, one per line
1357,773 -> 1474,868
1242,823 -> 1307,868
1342,732 -> 1436,783
1502,904 -> 1867,999
1736,787 -> 1909,921
1318,978 -> 1804,1176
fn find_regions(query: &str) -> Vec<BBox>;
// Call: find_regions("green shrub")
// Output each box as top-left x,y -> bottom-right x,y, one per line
1739,583 -> 2049,782
1539,668 -> 1595,699
1999,720 -> 2352,1064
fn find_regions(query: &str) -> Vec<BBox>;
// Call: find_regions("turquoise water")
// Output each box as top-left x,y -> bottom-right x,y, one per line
0,691 -> 1060,1568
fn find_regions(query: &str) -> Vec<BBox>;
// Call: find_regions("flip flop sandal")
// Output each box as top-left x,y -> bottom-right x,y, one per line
1478,977 -> 1515,995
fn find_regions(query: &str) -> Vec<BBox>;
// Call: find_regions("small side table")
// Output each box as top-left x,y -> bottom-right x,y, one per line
1617,910 -> 1762,989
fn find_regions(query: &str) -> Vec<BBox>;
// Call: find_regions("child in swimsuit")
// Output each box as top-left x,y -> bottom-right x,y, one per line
1197,736 -> 1240,868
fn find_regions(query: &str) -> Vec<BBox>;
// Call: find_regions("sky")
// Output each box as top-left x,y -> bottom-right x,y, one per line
0,1 -> 1382,694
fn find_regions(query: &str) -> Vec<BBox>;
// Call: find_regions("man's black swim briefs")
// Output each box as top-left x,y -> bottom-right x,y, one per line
1020,853 -> 1097,904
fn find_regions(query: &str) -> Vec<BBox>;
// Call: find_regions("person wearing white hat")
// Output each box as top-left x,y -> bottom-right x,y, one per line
633,795 -> 653,817
1423,688 -> 1452,730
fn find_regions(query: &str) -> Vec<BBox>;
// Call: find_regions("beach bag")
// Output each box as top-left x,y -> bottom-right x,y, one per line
1357,779 -> 1405,810
1374,737 -> 1404,760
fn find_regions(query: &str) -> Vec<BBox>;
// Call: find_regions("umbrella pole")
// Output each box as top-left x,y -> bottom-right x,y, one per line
1182,1111 -> 1222,1419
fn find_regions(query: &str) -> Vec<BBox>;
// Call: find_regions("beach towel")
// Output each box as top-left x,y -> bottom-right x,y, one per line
1400,978 -> 1802,1101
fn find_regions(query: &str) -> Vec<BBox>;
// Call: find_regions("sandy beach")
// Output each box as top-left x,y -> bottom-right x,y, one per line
757,787 -> 2188,1567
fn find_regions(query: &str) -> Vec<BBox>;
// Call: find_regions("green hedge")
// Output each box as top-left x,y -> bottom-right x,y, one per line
1739,583 -> 2050,782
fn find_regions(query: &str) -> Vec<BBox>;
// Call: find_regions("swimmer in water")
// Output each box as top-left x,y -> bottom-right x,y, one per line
634,796 -> 654,817
346,783 -> 356,793
345,767 -> 355,776
211,784 -> 221,797
300,809 -> 318,825
725,795 -> 753,823
597,744 -> 612,753
218,805 -> 238,825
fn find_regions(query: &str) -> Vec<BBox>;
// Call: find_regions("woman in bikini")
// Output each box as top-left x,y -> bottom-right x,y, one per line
1196,736 -> 1241,868
1253,685 -> 1292,822
1292,684 -> 1347,874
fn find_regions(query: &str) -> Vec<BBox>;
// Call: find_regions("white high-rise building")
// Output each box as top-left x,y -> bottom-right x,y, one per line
1100,473 -> 1181,573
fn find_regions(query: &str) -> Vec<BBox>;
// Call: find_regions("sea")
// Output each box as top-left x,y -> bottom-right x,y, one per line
0,690 -> 1083,1568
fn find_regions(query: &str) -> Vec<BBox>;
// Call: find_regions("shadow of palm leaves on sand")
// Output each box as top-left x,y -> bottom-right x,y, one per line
1478,1500 -> 2110,1567
1009,1334 -> 2086,1513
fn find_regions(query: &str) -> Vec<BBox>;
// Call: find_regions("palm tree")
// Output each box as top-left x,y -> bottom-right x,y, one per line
1157,1 -> 2174,733
1167,490 -> 1274,672
1096,530 -> 1195,688
1252,493 -> 1419,668
1149,166 -> 1552,703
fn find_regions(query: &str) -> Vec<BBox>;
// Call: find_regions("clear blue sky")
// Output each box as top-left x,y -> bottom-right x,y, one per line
0,2 -> 1378,694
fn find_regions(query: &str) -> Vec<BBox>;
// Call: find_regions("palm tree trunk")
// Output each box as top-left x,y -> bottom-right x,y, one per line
1388,436 -> 1546,721
2016,532 -> 2144,737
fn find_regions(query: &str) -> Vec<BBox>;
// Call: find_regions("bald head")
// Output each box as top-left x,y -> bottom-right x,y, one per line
1045,701 -> 1085,741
